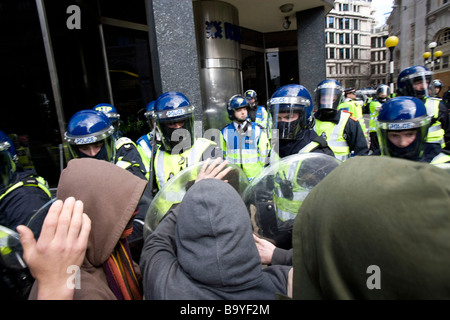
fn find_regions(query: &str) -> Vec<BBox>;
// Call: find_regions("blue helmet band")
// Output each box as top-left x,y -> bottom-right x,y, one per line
65,125 -> 115,145
155,105 -> 195,122
401,70 -> 432,81
377,115 -> 431,131
269,96 -> 310,107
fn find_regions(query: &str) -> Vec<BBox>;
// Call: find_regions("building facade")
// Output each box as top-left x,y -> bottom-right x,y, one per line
324,0 -> 374,89
369,25 -> 389,88
387,0 -> 450,92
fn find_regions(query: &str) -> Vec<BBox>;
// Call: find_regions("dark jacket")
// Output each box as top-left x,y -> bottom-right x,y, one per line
140,179 -> 291,299
0,171 -> 51,232
278,129 -> 335,158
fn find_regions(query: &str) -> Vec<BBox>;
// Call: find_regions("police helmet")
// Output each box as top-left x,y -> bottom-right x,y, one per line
154,92 -> 195,152
314,79 -> 343,110
0,130 -> 17,189
267,84 -> 313,140
431,79 -> 443,96
65,110 -> 116,162
144,100 -> 156,131
376,96 -> 431,160
226,94 -> 249,121
244,89 -> 257,107
93,103 -> 121,137
376,84 -> 390,103
397,66 -> 433,99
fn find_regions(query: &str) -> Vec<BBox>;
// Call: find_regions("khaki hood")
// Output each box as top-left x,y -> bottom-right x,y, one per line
57,158 -> 147,267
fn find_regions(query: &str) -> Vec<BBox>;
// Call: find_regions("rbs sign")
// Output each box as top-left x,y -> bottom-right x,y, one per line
205,21 -> 242,43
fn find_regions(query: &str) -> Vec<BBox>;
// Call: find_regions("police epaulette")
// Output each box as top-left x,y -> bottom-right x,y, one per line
21,176 -> 38,185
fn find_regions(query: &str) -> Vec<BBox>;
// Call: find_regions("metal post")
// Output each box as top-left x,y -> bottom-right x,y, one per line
35,0 -> 66,143
389,47 -> 395,96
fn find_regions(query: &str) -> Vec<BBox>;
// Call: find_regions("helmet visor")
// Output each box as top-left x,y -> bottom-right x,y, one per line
404,71 -> 432,99
157,115 -> 195,153
315,87 -> 341,110
269,97 -> 310,140
0,148 -> 14,189
376,116 -> 431,159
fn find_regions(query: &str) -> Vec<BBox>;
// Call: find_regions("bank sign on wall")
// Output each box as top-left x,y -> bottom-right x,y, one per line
205,20 -> 242,43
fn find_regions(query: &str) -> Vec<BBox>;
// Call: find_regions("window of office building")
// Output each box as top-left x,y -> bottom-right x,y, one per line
102,24 -> 156,142
345,33 -> 350,44
344,18 -> 350,29
443,55 -> 449,69
327,16 -> 335,28
266,50 -> 299,96
1,1 -> 62,186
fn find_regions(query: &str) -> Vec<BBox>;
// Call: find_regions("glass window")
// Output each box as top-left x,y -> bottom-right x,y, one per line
242,49 -> 267,106
329,32 -> 335,44
353,19 -> 359,30
442,55 -> 449,69
99,0 -> 147,25
344,18 -> 350,29
354,34 -> 359,45
328,16 -> 334,28
2,0 -> 70,186
103,25 -> 156,142
266,50 -> 299,97
329,48 -> 335,59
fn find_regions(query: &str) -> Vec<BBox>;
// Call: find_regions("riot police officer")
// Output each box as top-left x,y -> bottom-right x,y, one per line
337,88 -> 368,139
313,80 -> 369,161
152,91 -> 221,191
220,94 -> 270,181
244,89 -> 272,137
267,84 -> 334,162
93,103 -> 122,139
136,100 -> 160,181
375,96 -> 450,164
66,109 -> 147,180
368,84 -> 390,153
0,130 -> 51,231
396,66 -> 449,156
0,130 -> 51,299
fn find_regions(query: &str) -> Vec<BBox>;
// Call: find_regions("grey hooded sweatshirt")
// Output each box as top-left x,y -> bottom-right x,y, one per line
140,178 -> 291,300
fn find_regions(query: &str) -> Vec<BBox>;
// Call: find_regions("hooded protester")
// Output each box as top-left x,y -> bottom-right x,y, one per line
140,178 -> 291,300
28,158 -> 147,300
291,156 -> 450,299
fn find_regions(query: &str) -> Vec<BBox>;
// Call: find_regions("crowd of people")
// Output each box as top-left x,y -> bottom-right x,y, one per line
1,64 -> 450,300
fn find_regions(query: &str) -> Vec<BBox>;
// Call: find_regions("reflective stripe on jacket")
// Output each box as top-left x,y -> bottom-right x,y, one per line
0,175 -> 51,202
154,138 -> 216,189
425,98 -> 445,148
221,122 -> 270,181
314,112 -> 351,161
